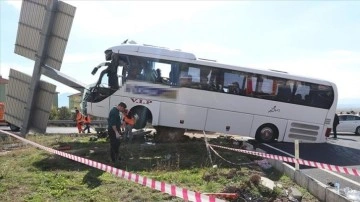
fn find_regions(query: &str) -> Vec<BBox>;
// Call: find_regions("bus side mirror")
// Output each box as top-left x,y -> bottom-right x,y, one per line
91,67 -> 98,75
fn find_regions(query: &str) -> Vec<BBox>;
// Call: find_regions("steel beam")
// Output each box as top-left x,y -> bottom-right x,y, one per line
21,0 -> 58,136
42,65 -> 86,93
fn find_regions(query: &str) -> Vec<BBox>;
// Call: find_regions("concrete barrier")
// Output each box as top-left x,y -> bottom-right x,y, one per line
326,188 -> 350,202
283,163 -> 295,181
294,170 -> 309,189
308,178 -> 326,201
253,145 -> 351,202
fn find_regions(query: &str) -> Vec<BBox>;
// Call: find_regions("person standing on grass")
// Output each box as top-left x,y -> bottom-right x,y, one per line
83,114 -> 91,133
75,109 -> 84,134
107,102 -> 127,164
122,109 -> 136,144
333,113 -> 339,139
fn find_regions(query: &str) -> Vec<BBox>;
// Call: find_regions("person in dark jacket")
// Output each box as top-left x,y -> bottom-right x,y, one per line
333,114 -> 340,139
107,102 -> 127,164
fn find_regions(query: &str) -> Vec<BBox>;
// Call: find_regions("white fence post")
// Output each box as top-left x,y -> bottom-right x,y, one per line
295,139 -> 300,170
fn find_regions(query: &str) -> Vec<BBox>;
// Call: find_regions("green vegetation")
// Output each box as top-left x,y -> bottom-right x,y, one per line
49,106 -> 73,120
0,134 -> 319,201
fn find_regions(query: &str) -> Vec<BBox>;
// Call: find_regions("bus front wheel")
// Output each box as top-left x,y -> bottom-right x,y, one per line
255,124 -> 278,143
130,106 -> 152,129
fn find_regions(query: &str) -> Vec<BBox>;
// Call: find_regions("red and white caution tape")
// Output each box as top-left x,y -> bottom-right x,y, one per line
209,144 -> 360,177
0,130 -> 225,202
203,193 -> 239,200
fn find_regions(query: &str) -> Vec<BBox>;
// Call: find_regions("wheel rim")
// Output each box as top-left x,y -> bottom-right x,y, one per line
260,127 -> 274,141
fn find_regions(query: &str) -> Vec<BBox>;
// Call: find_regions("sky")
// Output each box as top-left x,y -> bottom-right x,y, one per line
1,0 -> 360,108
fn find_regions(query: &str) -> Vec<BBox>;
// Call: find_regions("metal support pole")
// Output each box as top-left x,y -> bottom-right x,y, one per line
295,139 -> 300,170
21,0 -> 58,136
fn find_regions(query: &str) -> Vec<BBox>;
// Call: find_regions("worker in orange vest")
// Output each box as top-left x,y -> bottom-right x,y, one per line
75,109 -> 84,133
122,109 -> 136,143
83,114 -> 92,133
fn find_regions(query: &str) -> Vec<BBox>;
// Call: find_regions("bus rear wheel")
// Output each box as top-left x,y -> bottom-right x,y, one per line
255,124 -> 278,143
154,126 -> 186,142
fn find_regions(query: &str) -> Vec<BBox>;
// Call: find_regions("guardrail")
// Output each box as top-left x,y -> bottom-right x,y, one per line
47,120 -> 107,125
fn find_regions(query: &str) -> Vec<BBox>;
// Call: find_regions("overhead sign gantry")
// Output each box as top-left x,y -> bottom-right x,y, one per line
6,0 -> 76,135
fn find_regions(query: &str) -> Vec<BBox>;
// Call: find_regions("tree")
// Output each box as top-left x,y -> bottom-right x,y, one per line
49,106 -> 59,120
58,107 -> 72,120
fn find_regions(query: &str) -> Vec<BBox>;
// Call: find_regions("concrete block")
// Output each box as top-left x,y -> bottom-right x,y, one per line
326,188 -> 350,202
290,187 -> 303,202
294,170 -> 309,189
283,163 -> 295,180
274,160 -> 285,172
261,176 -> 275,190
267,158 -> 284,172
308,177 -> 326,201
245,142 -> 351,202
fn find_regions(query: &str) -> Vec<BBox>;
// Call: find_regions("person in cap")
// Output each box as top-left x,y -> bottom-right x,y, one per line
107,102 -> 127,164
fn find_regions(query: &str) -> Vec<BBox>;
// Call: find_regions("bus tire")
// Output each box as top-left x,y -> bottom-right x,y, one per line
255,124 -> 278,143
9,124 -> 20,132
130,106 -> 152,129
356,126 -> 360,135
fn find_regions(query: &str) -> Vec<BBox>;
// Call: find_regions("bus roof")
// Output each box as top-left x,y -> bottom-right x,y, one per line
106,43 -> 335,86
108,44 -> 197,60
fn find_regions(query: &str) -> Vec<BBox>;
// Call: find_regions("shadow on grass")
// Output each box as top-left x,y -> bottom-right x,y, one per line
82,168 -> 104,189
31,135 -> 259,173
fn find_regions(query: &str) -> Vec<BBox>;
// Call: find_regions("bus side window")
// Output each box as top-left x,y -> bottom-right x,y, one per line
276,83 -> 292,102
245,76 -> 253,96
304,95 -> 311,105
229,82 -> 240,95
169,63 -> 181,86
127,56 -> 143,80
255,77 -> 276,99
294,94 -> 303,104
179,72 -> 192,87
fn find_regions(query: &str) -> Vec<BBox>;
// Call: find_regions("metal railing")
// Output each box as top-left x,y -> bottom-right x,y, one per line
47,120 -> 107,125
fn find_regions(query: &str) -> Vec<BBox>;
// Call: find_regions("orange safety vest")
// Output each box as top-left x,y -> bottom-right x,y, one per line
123,112 -> 135,126
76,112 -> 84,123
84,115 -> 91,124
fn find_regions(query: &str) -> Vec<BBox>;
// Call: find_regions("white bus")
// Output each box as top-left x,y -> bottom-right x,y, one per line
83,41 -> 337,143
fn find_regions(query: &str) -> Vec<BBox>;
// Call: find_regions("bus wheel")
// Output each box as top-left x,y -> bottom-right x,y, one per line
9,124 -> 20,132
131,106 -> 152,129
154,126 -> 186,142
255,124 -> 278,143
356,126 -> 360,135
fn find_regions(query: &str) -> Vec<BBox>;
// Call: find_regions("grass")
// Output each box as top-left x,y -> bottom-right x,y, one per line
0,133 -> 319,202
